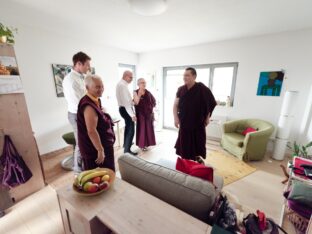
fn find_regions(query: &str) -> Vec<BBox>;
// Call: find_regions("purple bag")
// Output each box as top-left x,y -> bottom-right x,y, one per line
0,135 -> 32,188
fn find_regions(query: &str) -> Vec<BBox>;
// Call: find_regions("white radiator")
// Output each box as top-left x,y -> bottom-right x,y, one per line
206,115 -> 227,140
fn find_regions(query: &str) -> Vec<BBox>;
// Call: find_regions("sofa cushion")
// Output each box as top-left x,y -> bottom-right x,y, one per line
118,154 -> 218,223
176,157 -> 213,183
223,133 -> 245,147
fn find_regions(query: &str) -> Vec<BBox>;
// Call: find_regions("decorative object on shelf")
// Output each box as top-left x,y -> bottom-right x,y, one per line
0,44 -> 23,94
273,90 -> 299,160
73,168 -> 115,196
256,71 -> 284,96
52,64 -> 95,97
225,96 -> 231,107
0,23 -> 17,44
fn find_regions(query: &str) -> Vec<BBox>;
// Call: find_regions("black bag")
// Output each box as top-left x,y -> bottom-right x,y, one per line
243,213 -> 288,234
0,135 -> 32,188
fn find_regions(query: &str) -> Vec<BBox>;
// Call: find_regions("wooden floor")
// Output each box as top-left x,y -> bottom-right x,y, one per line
0,129 -> 295,234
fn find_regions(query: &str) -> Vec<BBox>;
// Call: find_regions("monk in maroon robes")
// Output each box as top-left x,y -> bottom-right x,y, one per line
77,75 -> 116,171
134,78 -> 156,151
173,67 -> 217,161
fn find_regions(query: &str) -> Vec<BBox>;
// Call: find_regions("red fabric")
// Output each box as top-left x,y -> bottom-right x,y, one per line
293,156 -> 312,178
176,157 -> 213,183
242,127 -> 257,136
256,210 -> 267,231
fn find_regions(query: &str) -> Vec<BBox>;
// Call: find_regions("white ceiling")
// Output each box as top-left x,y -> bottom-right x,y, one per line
1,0 -> 312,53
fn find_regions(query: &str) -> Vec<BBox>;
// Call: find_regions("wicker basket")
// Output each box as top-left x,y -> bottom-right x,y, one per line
285,203 -> 309,233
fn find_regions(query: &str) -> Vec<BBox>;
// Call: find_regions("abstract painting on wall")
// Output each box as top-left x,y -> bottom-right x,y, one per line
52,64 -> 95,97
256,71 -> 284,96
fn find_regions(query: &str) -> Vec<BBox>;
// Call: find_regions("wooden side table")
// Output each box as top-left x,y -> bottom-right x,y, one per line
57,177 -> 212,234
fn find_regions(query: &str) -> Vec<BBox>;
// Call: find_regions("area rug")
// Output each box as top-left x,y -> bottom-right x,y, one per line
205,151 -> 256,186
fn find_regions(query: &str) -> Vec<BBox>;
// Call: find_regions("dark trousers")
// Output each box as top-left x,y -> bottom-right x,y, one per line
119,107 -> 134,153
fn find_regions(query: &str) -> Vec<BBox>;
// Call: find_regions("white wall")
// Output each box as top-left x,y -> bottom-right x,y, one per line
7,25 -> 138,154
138,29 -> 312,144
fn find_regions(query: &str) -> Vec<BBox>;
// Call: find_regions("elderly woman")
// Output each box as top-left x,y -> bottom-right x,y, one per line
77,75 -> 115,171
133,78 -> 156,151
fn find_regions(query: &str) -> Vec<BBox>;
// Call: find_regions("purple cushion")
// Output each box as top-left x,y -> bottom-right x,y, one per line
284,191 -> 312,219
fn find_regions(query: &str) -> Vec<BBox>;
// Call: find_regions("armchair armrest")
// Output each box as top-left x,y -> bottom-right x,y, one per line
222,120 -> 244,133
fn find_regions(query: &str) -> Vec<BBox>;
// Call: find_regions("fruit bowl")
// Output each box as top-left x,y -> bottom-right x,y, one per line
73,168 -> 115,196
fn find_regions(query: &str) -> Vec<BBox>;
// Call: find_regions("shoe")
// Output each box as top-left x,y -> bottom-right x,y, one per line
126,150 -> 138,156
141,147 -> 148,151
196,156 -> 206,165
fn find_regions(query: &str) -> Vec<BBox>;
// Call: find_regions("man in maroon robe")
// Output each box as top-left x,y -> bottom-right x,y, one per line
173,67 -> 217,161
133,78 -> 156,150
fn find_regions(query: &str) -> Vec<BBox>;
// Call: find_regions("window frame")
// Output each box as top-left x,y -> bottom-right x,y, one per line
163,62 -> 238,106
162,62 -> 238,129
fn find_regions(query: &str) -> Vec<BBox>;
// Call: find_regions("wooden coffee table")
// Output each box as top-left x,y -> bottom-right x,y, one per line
57,177 -> 212,234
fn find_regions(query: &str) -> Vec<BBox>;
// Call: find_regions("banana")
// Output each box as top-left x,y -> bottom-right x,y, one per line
80,171 -> 108,186
77,169 -> 98,186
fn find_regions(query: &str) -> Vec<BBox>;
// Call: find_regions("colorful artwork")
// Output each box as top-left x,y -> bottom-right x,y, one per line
256,71 -> 284,96
52,64 -> 95,97
0,55 -> 23,94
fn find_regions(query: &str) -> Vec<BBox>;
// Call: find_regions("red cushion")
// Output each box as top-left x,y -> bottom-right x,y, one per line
176,157 -> 213,183
242,127 -> 257,136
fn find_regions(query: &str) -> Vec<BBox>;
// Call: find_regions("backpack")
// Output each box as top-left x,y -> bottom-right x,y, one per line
243,212 -> 288,234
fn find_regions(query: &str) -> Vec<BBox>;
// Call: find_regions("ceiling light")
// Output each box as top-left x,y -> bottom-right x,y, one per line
128,0 -> 168,16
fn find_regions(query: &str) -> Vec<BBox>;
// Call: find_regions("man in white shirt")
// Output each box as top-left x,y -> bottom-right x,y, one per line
116,71 -> 137,155
63,52 -> 91,172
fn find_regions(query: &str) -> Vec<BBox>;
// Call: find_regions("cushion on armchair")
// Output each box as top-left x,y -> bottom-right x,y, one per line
223,133 -> 244,148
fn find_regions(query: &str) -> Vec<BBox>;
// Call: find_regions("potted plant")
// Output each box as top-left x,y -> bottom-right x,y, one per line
280,141 -> 312,183
288,141 -> 312,160
0,23 -> 17,44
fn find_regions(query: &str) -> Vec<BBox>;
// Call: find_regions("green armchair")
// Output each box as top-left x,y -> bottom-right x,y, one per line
221,119 -> 274,161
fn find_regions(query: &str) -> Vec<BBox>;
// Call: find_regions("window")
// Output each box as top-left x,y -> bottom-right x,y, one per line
163,63 -> 238,128
118,63 -> 136,91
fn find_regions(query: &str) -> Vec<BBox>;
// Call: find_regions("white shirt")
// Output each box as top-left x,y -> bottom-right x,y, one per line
116,79 -> 135,117
63,70 -> 86,114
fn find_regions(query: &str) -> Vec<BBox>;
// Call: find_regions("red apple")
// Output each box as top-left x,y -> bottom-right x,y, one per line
83,182 -> 99,193
99,181 -> 109,190
92,176 -> 101,184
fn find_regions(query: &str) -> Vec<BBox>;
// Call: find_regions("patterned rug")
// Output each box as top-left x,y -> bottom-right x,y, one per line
205,151 -> 256,186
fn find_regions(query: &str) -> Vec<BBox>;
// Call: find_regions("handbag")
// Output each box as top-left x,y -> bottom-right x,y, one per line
0,135 -> 32,188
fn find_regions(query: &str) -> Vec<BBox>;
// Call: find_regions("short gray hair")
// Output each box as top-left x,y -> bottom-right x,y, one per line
137,78 -> 145,86
85,74 -> 102,86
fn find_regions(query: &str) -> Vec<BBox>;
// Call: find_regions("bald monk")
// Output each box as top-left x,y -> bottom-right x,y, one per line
173,67 -> 217,162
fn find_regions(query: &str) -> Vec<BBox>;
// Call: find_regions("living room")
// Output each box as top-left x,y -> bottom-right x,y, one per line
0,0 -> 312,233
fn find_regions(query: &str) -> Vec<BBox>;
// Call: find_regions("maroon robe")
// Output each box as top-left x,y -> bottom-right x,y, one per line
77,95 -> 116,171
134,89 -> 156,148
175,82 -> 217,160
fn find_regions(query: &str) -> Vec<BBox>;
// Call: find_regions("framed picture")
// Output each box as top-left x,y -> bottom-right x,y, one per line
256,71 -> 284,96
52,64 -> 95,97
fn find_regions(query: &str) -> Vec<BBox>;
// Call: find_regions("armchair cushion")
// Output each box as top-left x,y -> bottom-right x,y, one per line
242,127 -> 257,136
223,133 -> 245,148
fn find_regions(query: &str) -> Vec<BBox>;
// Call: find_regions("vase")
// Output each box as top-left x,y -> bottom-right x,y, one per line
0,36 -> 7,43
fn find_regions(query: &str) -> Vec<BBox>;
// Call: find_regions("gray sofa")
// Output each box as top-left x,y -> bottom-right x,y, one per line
118,154 -> 223,223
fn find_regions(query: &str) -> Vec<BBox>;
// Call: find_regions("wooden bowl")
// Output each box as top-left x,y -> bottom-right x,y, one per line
73,168 -> 115,196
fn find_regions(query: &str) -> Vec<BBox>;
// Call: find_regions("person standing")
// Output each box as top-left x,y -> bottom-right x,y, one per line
63,52 -> 91,173
116,71 -> 137,155
77,75 -> 115,171
133,78 -> 156,151
173,67 -> 217,162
